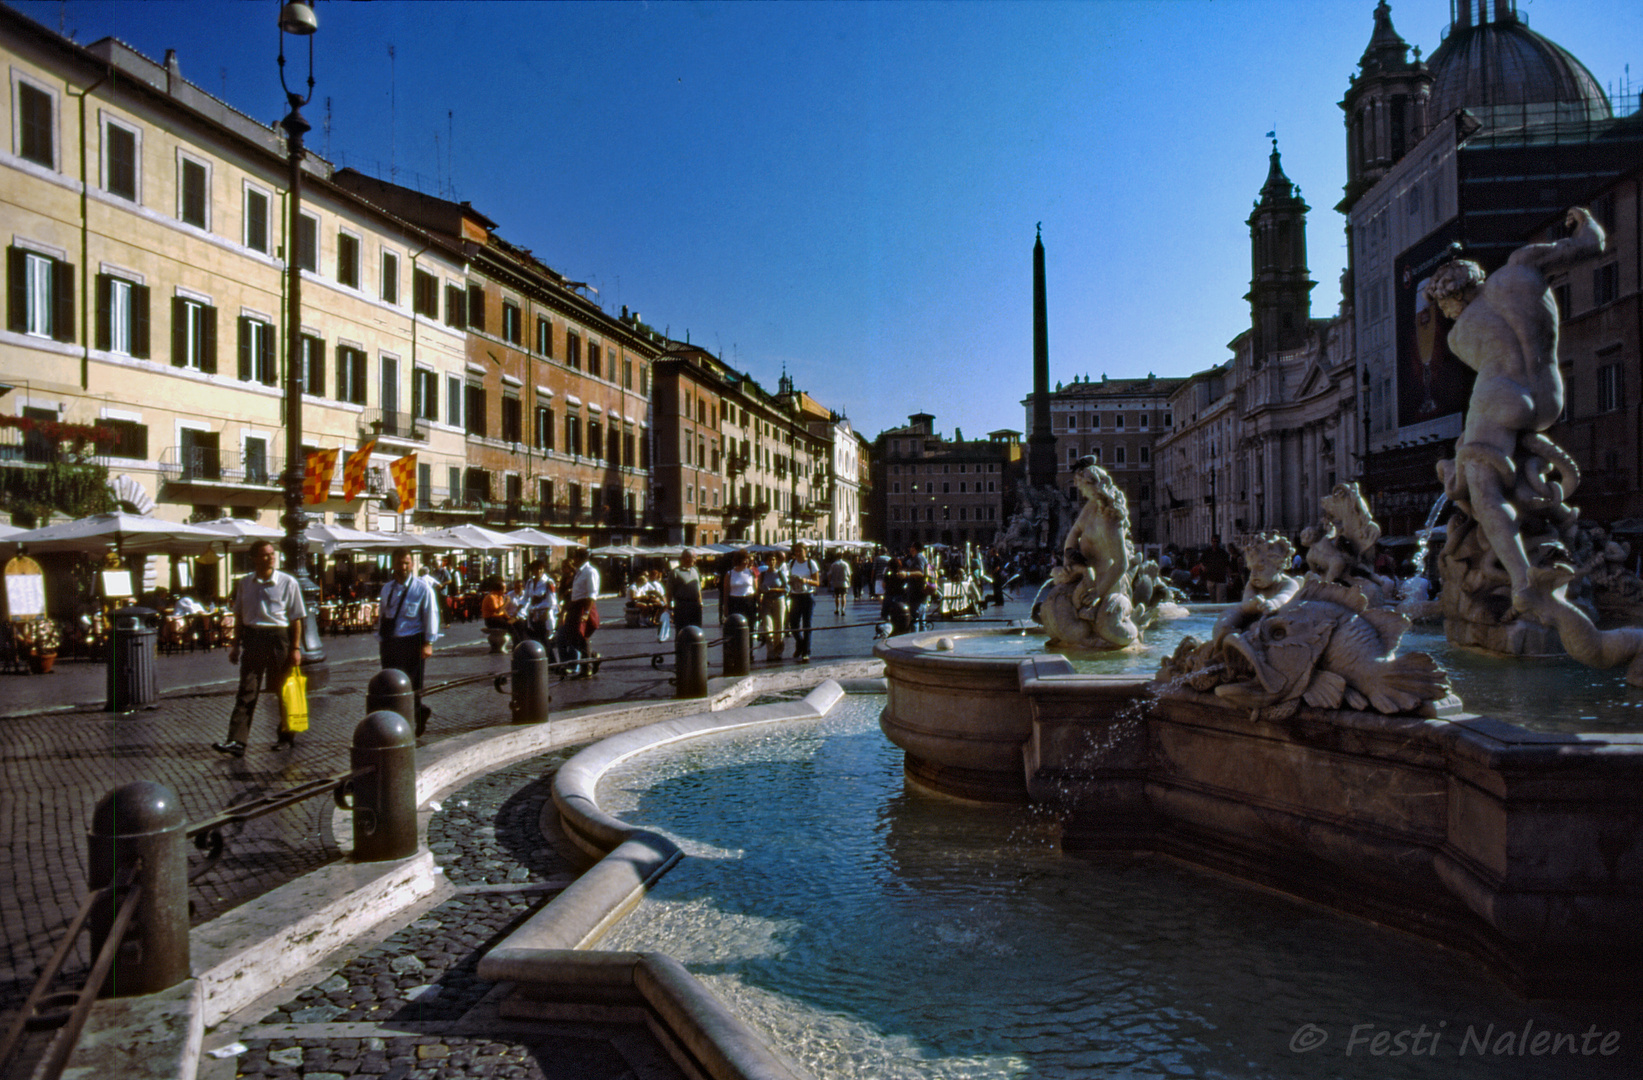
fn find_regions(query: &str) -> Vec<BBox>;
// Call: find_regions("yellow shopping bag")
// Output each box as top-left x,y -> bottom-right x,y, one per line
279,664 -> 309,734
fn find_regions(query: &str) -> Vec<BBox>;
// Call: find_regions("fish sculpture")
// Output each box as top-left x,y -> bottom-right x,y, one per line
1161,578 -> 1450,716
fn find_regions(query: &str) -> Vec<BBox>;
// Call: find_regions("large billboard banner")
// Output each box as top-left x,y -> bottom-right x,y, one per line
1395,224 -> 1474,428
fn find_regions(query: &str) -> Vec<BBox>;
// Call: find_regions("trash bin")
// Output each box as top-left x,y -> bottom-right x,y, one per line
107,606 -> 160,712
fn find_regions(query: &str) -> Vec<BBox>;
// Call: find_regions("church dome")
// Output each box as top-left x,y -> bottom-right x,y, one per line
1426,6 -> 1611,125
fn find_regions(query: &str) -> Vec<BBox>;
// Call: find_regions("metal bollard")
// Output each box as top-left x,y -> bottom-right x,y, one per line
675,625 -> 708,698
723,613 -> 751,676
510,639 -> 550,724
342,709 -> 418,862
87,781 -> 189,996
367,668 -> 416,735
888,601 -> 911,637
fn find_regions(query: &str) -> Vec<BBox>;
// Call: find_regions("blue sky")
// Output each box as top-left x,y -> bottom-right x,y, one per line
16,0 -> 1639,441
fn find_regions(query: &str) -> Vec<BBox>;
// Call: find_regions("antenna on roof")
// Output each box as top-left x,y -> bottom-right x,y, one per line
387,44 -> 397,182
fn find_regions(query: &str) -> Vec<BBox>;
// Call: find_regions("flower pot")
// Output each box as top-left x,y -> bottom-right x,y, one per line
28,652 -> 56,675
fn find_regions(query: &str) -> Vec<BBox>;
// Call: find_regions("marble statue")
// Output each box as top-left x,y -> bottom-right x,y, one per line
1431,208 -> 1643,682
1301,482 -> 1384,592
1036,456 -> 1163,649
1212,532 -> 1301,645
1159,578 -> 1450,720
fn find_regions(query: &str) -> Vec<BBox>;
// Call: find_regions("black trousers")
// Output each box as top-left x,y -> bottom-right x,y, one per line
381,633 -> 427,718
227,625 -> 293,744
788,593 -> 814,656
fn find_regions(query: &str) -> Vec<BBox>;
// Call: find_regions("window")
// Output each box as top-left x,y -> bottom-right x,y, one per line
95,418 -> 148,460
624,357 -> 633,390
8,247 -> 74,342
501,395 -> 523,443
296,213 -> 318,272
1599,362 -> 1624,414
566,413 -> 582,456
1594,263 -> 1620,308
170,297 -> 216,371
640,363 -> 649,396
467,284 -> 485,332
336,232 -> 360,288
444,283 -> 465,327
413,268 -> 438,317
17,81 -> 54,168
412,368 -> 438,421
505,474 -> 522,504
588,342 -> 602,378
300,334 -> 325,395
1115,445 -> 1127,465
105,121 -> 136,201
381,251 -> 399,304
502,301 -> 521,345
588,419 -> 603,461
1140,446 -> 1150,464
417,462 -> 431,509
464,384 -> 487,437
567,332 -> 581,370
1091,413 -> 1101,429
446,374 -> 463,429
237,316 -> 276,385
448,466 -> 462,506
536,316 -> 553,357
535,405 -> 554,451
179,157 -> 208,228
336,345 -> 367,404
1163,412 -> 1172,428
245,188 -> 270,253
95,273 -> 150,357
1115,414 -> 1125,430
538,478 -> 553,514
380,355 -> 400,421
243,436 -> 270,485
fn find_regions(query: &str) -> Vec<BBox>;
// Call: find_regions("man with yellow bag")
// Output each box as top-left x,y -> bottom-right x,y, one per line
214,539 -> 306,758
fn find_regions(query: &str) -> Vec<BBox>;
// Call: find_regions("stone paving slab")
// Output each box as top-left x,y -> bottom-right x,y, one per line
205,748 -> 685,1079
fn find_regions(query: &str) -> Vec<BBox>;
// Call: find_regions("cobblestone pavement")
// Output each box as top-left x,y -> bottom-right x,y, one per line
205,751 -> 686,1080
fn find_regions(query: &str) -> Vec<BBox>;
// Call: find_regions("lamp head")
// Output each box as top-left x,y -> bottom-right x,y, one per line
279,1 -> 318,36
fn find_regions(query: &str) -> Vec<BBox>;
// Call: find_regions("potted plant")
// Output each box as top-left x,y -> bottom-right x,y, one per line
18,616 -> 61,674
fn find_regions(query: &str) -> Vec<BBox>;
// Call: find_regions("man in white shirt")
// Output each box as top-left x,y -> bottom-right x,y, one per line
215,540 -> 306,758
559,548 -> 601,678
380,547 -> 441,733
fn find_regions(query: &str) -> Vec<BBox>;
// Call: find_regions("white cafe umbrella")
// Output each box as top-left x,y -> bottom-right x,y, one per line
193,518 -> 284,551
504,527 -> 575,548
304,523 -> 400,556
7,512 -> 222,555
441,524 -> 516,550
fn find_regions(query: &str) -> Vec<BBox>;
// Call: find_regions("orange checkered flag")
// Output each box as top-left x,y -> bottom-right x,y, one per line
342,441 -> 376,502
389,453 -> 417,511
303,448 -> 338,505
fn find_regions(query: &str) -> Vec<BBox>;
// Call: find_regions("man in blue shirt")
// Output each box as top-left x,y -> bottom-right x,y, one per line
379,547 -> 440,734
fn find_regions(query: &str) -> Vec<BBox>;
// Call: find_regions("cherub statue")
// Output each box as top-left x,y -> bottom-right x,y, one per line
1213,532 -> 1300,644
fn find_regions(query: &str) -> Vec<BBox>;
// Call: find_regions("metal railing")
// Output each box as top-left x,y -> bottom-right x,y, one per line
157,446 -> 282,487
358,409 -> 427,443
0,865 -> 141,1080
184,766 -> 374,887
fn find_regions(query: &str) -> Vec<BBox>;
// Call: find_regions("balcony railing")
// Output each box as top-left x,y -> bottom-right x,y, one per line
158,446 -> 283,487
358,409 -> 428,443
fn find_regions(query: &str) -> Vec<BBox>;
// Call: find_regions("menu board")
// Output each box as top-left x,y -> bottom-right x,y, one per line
101,569 -> 134,599
5,555 -> 45,618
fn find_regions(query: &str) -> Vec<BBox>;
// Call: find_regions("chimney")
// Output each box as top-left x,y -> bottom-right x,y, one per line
164,49 -> 181,94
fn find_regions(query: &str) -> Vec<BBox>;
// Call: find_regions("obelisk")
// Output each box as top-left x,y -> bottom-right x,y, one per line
1028,225 -> 1057,492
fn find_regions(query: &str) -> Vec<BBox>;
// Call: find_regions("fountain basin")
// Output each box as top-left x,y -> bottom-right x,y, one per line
876,627 -> 1643,996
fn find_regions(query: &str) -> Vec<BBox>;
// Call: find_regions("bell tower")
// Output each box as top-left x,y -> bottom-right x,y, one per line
1337,0 -> 1431,214
1246,141 -> 1315,360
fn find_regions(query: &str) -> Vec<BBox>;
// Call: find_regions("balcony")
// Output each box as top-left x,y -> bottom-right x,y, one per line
159,446 -> 283,488
358,409 -> 428,444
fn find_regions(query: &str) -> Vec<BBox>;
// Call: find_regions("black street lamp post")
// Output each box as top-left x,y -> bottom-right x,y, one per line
278,1 -> 327,686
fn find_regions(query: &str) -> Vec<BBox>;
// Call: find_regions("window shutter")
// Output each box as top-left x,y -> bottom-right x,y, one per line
172,297 -> 187,366
467,284 -> 484,332
200,304 -> 217,373
95,274 -> 111,351
6,247 -> 25,333
353,351 -> 366,404
238,316 -> 252,380
445,284 -> 463,327
260,322 -> 276,385
306,337 -> 324,397
51,259 -> 74,342
335,345 -> 347,401
131,284 -> 150,358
